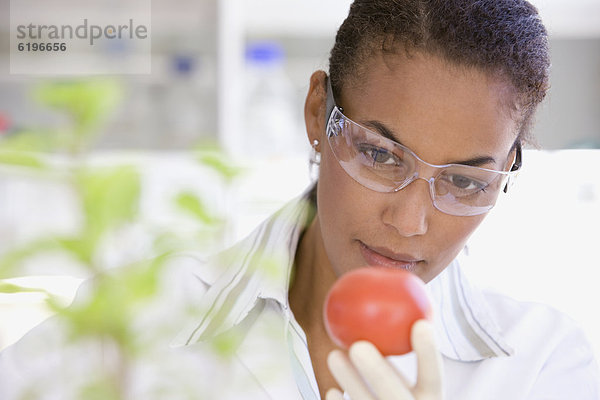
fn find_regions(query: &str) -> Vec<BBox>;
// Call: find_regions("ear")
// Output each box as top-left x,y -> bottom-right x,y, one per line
304,70 -> 328,150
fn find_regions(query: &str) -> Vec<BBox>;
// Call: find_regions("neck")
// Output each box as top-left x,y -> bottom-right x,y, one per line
289,214 -> 341,398
289,215 -> 337,333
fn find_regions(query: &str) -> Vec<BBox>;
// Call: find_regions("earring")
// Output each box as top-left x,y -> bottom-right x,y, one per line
312,139 -> 320,151
309,139 -> 321,181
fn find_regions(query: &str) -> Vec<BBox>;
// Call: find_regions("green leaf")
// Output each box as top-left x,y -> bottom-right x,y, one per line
31,79 -> 122,154
56,254 -> 170,352
0,281 -> 49,295
0,238 -> 59,279
0,150 -> 45,168
210,328 -> 243,358
76,165 -> 141,241
54,236 -> 96,266
58,274 -> 133,347
174,192 -> 222,226
195,150 -> 243,183
118,254 -> 167,301
34,80 -> 122,136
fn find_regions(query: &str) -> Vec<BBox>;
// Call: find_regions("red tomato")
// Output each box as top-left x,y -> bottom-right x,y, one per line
323,267 -> 433,356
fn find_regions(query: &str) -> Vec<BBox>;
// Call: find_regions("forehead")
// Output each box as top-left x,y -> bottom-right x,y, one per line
337,52 -> 519,165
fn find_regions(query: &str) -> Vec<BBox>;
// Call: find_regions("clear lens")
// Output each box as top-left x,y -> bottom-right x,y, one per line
326,107 -> 515,216
328,110 -> 414,191
433,169 -> 508,216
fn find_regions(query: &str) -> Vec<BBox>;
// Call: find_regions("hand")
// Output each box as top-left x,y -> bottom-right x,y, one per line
325,320 -> 443,400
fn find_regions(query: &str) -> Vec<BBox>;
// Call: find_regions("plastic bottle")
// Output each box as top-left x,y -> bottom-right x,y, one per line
164,55 -> 206,148
243,41 -> 299,158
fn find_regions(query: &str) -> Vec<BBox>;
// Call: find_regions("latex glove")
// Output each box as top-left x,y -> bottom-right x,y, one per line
326,320 -> 443,400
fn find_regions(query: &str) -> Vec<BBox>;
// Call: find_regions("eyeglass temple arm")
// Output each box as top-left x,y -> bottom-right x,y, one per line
325,77 -> 340,126
512,142 -> 522,171
503,142 -> 522,193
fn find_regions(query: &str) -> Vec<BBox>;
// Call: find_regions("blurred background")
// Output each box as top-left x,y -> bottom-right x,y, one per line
0,0 -> 599,373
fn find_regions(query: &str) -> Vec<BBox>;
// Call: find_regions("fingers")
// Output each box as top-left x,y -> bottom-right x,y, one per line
348,341 -> 413,400
327,322 -> 443,400
326,388 -> 345,400
412,320 -> 443,398
328,349 -> 376,400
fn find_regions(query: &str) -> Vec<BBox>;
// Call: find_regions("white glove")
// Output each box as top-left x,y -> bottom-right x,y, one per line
326,320 -> 443,400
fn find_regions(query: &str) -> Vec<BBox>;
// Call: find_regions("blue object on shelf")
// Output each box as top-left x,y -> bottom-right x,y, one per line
245,41 -> 285,65
173,55 -> 195,75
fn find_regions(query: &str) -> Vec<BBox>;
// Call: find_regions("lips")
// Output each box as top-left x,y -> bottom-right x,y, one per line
358,241 -> 422,271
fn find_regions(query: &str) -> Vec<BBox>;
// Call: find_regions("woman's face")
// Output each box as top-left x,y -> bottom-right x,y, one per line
308,52 -> 519,283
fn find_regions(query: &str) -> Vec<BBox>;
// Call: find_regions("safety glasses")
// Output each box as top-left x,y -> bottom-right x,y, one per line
324,78 -> 521,216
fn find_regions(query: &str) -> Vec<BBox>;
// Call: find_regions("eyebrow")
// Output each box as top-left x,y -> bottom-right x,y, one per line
362,120 -> 498,167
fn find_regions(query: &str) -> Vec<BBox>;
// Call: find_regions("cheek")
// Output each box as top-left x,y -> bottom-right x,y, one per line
316,147 -> 375,272
317,147 -> 355,228
317,143 -> 364,219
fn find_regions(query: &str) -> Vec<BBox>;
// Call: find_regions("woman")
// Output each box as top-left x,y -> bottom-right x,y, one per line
0,0 -> 598,399
284,0 -> 598,398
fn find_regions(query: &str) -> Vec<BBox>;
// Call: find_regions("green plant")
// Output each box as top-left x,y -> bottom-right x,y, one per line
0,79 -> 241,399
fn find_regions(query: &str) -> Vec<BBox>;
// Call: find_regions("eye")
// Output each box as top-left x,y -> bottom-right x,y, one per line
447,174 -> 487,192
357,144 -> 400,166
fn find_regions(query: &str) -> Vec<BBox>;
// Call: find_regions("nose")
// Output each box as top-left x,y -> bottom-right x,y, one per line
381,178 -> 431,237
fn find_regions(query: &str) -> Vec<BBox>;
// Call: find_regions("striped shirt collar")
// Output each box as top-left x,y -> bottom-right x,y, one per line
177,187 -> 513,361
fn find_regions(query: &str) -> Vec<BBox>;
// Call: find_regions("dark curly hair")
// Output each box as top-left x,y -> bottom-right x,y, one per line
328,0 -> 550,144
